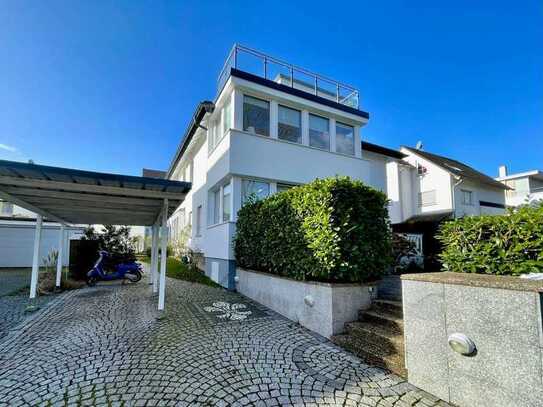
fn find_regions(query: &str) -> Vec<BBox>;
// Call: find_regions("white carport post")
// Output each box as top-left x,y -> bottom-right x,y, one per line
158,199 -> 168,312
152,222 -> 159,293
28,214 -> 43,310
149,222 -> 157,286
55,224 -> 65,290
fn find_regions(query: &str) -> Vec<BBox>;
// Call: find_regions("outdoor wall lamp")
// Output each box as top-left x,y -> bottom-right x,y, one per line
448,333 -> 476,356
304,295 -> 315,307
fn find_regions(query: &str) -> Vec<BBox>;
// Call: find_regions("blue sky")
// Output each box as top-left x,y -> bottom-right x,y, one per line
0,1 -> 541,177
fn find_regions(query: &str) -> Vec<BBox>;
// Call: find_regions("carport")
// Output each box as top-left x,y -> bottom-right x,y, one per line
0,159 -> 190,311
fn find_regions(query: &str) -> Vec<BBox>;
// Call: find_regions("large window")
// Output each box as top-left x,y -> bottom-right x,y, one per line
241,179 -> 270,204
336,122 -> 355,155
309,114 -> 330,150
278,105 -> 301,143
277,183 -> 296,193
243,96 -> 269,137
222,183 -> 232,222
212,189 -> 221,224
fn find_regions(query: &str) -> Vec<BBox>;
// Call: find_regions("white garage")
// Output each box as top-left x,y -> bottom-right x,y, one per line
0,220 -> 84,268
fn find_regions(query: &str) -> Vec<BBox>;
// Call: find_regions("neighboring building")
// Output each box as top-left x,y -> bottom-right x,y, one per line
390,147 -> 508,268
496,166 -> 543,207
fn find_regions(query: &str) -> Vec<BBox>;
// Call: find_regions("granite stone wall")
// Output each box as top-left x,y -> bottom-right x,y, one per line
401,272 -> 543,407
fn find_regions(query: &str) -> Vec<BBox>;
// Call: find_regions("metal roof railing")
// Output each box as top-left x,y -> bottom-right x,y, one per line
217,44 -> 360,109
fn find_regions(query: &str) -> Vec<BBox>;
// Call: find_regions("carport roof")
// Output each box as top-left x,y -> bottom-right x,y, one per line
0,159 -> 190,226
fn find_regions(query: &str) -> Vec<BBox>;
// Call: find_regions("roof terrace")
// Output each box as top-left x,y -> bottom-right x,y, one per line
217,44 -> 360,110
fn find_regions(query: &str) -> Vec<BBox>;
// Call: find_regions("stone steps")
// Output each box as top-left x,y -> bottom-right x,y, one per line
332,298 -> 407,377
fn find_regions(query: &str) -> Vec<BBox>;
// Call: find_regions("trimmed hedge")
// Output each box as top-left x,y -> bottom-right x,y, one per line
438,203 -> 543,275
234,177 -> 392,283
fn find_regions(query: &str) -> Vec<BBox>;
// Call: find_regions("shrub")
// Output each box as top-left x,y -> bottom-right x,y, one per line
438,203 -> 543,275
234,177 -> 392,283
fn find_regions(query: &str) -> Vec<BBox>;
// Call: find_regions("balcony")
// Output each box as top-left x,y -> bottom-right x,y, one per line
217,44 -> 360,110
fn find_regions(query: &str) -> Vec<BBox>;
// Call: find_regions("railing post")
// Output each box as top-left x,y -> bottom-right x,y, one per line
290,67 -> 294,87
234,46 -> 238,69
314,77 -> 318,95
264,57 -> 267,79
336,84 -> 340,103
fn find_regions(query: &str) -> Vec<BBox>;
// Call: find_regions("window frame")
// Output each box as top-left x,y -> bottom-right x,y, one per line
278,104 -> 302,144
308,113 -> 330,151
243,95 -> 270,137
241,179 -> 271,205
461,189 -> 473,206
196,205 -> 203,236
335,121 -> 355,156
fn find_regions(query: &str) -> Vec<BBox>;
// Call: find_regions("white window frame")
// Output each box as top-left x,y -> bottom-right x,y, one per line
196,205 -> 202,236
461,189 -> 473,206
243,94 -> 270,137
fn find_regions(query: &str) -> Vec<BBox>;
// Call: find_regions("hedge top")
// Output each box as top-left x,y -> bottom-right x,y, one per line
438,203 -> 543,276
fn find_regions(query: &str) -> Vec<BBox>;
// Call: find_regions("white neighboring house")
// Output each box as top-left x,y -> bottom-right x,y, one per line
0,200 -> 85,268
495,166 -> 543,207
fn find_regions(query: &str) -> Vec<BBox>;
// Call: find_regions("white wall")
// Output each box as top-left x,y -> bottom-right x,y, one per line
453,179 -> 505,217
229,130 -> 370,185
0,222 -> 84,268
400,149 -> 454,216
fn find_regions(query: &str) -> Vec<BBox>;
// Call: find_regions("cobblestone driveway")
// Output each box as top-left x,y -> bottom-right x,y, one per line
0,278 -> 448,406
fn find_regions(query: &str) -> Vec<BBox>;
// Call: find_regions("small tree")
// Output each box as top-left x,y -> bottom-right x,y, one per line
82,225 -> 137,259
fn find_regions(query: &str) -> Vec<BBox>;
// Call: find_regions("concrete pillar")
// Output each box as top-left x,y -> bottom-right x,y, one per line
152,222 -> 159,293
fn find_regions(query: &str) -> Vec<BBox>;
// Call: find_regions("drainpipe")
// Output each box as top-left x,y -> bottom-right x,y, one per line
451,177 -> 464,218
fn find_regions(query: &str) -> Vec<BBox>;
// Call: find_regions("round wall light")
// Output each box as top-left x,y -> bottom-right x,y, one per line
448,333 -> 476,356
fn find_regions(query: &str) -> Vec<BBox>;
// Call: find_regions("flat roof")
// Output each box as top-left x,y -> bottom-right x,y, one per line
0,160 -> 191,226
496,170 -> 543,182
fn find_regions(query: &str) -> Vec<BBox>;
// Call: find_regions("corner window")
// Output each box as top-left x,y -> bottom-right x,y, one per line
222,96 -> 232,135
241,179 -> 270,204
222,183 -> 232,222
336,122 -> 355,155
461,190 -> 473,205
278,105 -> 301,144
309,114 -> 330,150
243,96 -> 269,137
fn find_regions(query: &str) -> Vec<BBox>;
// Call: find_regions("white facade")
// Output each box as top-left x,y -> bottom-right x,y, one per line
166,47 -> 507,288
390,147 -> 507,223
496,167 -> 543,207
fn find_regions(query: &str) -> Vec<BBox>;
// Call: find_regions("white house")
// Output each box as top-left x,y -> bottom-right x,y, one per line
165,45 -> 508,286
496,166 -> 543,207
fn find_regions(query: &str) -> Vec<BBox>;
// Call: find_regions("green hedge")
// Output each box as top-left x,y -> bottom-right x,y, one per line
234,177 -> 392,283
438,204 -> 543,275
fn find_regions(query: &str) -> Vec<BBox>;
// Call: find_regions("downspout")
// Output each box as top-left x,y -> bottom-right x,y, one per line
451,176 -> 463,218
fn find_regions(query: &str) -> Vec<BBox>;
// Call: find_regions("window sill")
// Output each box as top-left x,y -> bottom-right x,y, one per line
207,221 -> 234,230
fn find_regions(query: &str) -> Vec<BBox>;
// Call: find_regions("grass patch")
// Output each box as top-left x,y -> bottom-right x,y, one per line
142,256 -> 219,287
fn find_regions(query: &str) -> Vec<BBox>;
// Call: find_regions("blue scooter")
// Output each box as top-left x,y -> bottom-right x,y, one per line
86,250 -> 143,286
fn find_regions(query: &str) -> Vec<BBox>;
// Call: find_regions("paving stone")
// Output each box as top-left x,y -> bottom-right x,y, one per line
0,276 -> 450,406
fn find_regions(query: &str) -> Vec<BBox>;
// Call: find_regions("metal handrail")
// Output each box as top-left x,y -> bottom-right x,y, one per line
217,44 -> 360,109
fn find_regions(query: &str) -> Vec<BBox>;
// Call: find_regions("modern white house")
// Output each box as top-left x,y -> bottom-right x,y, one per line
496,166 -> 543,207
165,45 -> 508,287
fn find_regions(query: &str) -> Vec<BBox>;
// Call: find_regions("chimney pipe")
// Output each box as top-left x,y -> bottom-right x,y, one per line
498,165 -> 507,178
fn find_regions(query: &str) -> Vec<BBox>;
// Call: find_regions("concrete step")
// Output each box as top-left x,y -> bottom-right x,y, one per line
360,309 -> 404,334
371,299 -> 403,317
344,321 -> 405,356
332,334 -> 407,377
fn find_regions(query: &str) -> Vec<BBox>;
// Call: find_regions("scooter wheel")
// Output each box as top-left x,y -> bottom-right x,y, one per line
126,270 -> 142,283
87,277 -> 97,287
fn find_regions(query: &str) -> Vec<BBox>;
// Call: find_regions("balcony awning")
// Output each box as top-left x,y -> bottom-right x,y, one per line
0,159 -> 190,226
